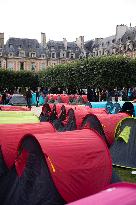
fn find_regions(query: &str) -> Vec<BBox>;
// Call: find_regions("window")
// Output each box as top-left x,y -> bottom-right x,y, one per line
51,52 -> 56,58
40,63 -> 46,70
9,44 -> 12,48
30,52 -> 36,58
8,52 -> 13,57
112,39 -> 115,43
20,62 -> 24,70
41,54 -> 45,59
0,52 -> 2,57
107,41 -> 110,46
60,51 -> 66,58
18,45 -> 22,49
31,62 -> 35,71
69,53 -> 75,59
19,51 -> 25,57
7,62 -> 14,70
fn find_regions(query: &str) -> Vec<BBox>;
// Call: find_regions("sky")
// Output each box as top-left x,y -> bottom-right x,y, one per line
0,0 -> 136,43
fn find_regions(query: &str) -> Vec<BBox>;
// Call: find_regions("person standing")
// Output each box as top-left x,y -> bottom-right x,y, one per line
26,89 -> 32,108
36,89 -> 39,107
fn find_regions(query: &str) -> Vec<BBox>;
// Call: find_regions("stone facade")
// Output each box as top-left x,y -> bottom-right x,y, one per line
0,33 -> 84,71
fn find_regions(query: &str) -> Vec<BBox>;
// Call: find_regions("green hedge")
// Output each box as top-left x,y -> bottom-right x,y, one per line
38,55 -> 136,89
0,70 -> 39,90
1,55 -> 136,90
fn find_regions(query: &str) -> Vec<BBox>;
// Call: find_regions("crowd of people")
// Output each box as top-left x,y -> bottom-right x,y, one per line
0,87 -> 136,106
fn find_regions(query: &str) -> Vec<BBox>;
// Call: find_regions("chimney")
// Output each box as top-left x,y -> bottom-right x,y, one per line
41,32 -> 46,48
63,38 -> 67,50
0,33 -> 4,48
76,36 -> 84,50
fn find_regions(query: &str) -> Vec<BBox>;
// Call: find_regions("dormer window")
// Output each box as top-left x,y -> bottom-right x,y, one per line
19,51 -> 25,57
30,52 -> 36,58
69,53 -> 75,59
112,39 -> 115,43
9,44 -> 12,48
41,54 -> 45,59
107,41 -> 110,46
9,52 -> 13,57
51,52 -> 56,58
60,51 -> 66,58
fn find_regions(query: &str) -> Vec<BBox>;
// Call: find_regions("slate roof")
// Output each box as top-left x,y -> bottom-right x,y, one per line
2,38 -> 82,59
4,38 -> 46,58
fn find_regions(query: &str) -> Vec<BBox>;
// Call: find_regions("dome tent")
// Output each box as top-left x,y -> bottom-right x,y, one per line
0,129 -> 112,204
110,117 -> 136,168
96,113 -> 129,145
9,94 -> 27,105
0,122 -> 55,171
81,114 -> 109,147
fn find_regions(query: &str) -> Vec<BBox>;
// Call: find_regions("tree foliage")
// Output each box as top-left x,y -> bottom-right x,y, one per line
1,56 -> 136,90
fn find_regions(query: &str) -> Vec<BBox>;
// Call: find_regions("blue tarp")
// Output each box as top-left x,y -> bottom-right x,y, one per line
31,93 -> 45,105
90,101 -> 136,115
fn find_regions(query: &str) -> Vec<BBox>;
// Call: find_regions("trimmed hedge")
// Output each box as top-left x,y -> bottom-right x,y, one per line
1,55 -> 136,90
0,70 -> 39,90
39,55 -> 136,89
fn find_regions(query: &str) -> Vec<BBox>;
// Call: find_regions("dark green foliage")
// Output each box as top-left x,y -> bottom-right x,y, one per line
0,70 -> 39,90
1,56 -> 136,90
38,56 -> 136,89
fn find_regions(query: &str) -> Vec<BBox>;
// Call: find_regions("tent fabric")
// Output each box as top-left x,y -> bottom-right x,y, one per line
110,117 -> 136,168
118,126 -> 131,143
17,129 -> 112,203
68,182 -> 136,205
9,94 -> 27,105
0,122 -> 55,169
0,106 -> 30,111
0,115 -> 40,124
0,139 -> 65,205
96,113 -> 129,145
81,114 -> 110,147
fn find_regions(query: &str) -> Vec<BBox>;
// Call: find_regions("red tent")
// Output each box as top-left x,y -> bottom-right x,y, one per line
0,122 -> 55,168
96,113 -> 129,145
16,129 -> 112,203
68,182 -> 136,205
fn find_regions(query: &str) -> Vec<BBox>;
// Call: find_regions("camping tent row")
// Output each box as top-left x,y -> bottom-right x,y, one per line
46,94 -> 88,104
0,127 -> 112,205
40,103 -> 129,145
0,111 -> 40,124
110,117 -> 136,169
69,182 -> 136,205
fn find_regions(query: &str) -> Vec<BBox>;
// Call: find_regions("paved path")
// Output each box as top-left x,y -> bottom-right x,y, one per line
31,106 -> 42,117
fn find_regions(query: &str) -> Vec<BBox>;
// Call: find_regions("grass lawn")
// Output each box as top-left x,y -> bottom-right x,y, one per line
113,166 -> 136,183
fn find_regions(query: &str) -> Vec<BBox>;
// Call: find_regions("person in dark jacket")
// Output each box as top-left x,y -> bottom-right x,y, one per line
26,89 -> 32,108
2,91 -> 6,105
36,89 -> 39,107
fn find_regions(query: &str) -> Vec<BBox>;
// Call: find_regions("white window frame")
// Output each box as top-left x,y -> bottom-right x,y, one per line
30,52 -> 36,58
19,51 -> 25,57
8,52 -> 13,57
51,52 -> 56,59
